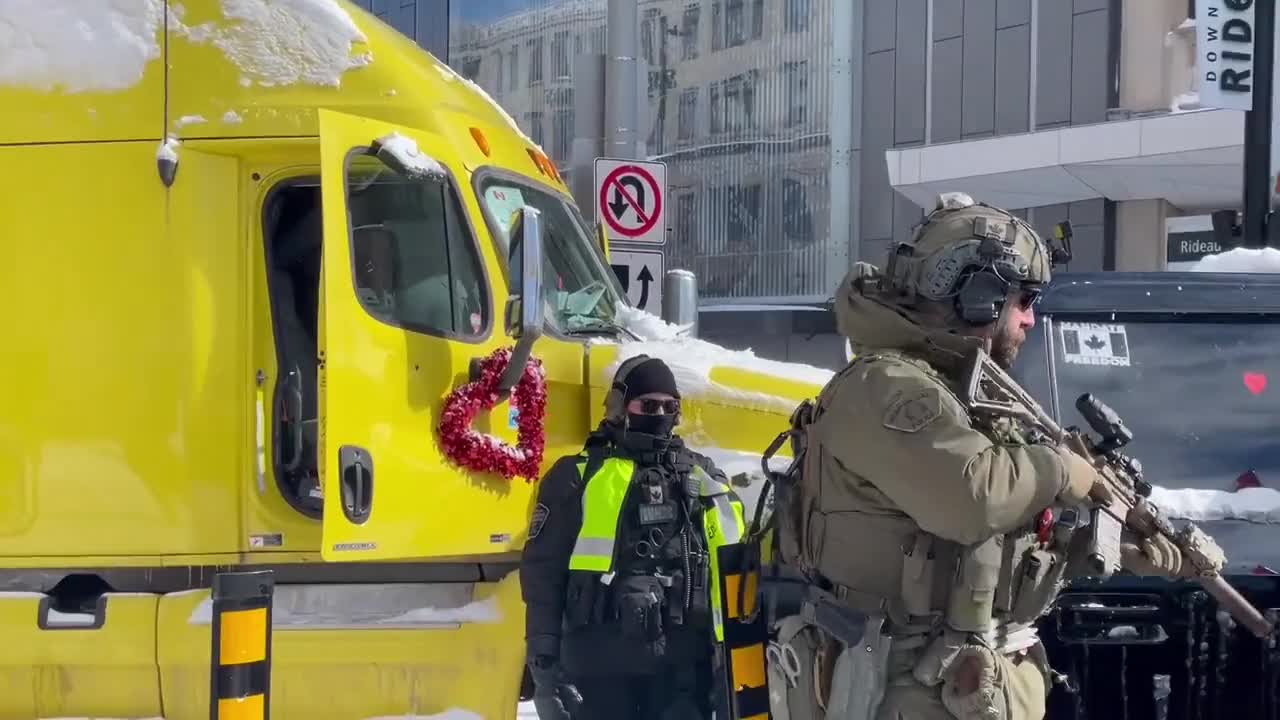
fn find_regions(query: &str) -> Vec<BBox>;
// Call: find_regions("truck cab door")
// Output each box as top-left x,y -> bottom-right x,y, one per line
315,109 -> 540,561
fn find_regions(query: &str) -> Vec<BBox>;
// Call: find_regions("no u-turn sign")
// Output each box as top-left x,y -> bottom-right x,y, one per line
594,157 -> 667,246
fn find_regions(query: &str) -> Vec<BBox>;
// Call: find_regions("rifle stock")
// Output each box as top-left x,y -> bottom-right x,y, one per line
960,348 -> 1275,639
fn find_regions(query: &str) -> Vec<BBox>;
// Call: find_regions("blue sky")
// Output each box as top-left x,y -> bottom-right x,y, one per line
455,0 -> 539,24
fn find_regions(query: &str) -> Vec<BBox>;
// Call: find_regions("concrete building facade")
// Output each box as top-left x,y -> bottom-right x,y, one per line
353,0 -> 1251,369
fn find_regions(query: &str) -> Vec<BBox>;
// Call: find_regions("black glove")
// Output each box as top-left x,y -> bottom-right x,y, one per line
529,654 -> 582,720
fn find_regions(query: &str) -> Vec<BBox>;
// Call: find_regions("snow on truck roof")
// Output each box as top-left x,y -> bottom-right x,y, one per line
0,0 -> 536,148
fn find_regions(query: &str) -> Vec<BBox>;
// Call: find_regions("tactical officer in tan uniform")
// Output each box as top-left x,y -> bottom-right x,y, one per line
771,193 -> 1195,720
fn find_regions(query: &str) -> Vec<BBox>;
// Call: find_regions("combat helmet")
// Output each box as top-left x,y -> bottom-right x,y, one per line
879,192 -> 1070,326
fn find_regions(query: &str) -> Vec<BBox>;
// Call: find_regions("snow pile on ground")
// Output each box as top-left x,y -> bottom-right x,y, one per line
517,702 -> 539,719
366,710 -> 483,720
1151,486 -> 1280,524
0,0 -> 166,93
1170,91 -> 1201,112
188,593 -> 500,626
1188,246 -> 1280,273
172,0 -> 372,87
607,305 -> 834,415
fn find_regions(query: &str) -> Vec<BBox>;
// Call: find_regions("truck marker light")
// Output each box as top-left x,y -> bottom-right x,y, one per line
469,127 -> 491,156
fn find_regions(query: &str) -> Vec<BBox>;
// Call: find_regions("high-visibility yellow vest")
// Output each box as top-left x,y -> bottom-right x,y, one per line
567,454 -> 746,642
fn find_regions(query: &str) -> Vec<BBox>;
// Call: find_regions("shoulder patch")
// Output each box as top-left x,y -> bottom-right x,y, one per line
882,386 -> 943,433
528,503 -> 550,540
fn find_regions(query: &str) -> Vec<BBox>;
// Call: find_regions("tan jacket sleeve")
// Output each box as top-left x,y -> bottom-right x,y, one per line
821,358 -> 1094,546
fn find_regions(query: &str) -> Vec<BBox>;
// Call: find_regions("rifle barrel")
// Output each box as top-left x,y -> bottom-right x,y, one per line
1199,573 -> 1274,638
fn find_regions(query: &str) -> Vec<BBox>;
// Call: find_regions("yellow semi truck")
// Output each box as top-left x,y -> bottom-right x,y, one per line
0,2 -> 830,718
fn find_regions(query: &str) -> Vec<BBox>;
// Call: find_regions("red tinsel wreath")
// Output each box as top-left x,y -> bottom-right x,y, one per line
437,346 -> 548,481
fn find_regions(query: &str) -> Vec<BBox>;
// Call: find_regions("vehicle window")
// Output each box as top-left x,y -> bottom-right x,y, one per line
1015,318 -> 1280,492
345,153 -> 489,337
476,176 -> 628,335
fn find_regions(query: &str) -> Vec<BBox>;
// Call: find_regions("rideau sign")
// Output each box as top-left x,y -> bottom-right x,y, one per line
1196,0 -> 1258,111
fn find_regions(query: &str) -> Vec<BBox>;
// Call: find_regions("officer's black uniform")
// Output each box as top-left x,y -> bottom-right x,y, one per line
520,357 -> 727,720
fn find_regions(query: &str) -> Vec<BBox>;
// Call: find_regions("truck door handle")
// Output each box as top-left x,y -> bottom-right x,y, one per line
338,446 -> 374,524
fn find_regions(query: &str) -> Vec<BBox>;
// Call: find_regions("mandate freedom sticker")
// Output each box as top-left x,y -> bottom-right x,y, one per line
1059,322 -> 1131,367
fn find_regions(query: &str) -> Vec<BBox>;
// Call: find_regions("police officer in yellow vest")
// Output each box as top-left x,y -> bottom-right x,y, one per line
767,192 -> 1195,720
520,354 -> 746,720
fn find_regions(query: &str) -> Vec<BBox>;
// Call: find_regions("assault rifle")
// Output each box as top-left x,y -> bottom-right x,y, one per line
959,347 -> 1275,639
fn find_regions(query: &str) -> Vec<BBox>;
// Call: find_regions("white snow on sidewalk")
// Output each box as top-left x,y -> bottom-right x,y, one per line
1188,246 -> 1280,273
1151,486 -> 1280,524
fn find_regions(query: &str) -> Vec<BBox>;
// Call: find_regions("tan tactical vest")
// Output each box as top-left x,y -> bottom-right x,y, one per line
793,351 -> 1069,656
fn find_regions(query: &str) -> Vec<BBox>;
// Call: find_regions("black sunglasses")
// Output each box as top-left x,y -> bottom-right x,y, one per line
1015,287 -> 1042,310
634,398 -> 680,414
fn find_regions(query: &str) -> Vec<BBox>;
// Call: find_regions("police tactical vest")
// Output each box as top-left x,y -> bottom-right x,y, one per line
568,454 -> 746,643
788,351 -> 1067,652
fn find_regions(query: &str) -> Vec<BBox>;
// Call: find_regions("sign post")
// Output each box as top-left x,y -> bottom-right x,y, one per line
1196,0 -> 1276,246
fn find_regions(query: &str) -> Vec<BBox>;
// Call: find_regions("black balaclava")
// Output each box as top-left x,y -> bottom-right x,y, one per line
619,357 -> 681,440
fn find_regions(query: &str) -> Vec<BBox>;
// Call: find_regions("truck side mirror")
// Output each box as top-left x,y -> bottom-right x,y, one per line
661,269 -> 699,338
499,206 -> 545,392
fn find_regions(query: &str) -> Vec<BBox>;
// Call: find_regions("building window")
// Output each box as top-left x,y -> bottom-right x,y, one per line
751,0 -> 764,39
491,50 -> 504,95
547,88 -> 574,166
526,37 -> 543,86
726,0 -> 745,48
460,55 -> 481,81
678,88 -> 698,140
551,31 -> 570,80
720,71 -> 757,133
785,0 -> 810,32
710,82 -> 722,133
642,9 -> 659,64
784,60 -> 808,127
712,1 -> 723,50
525,111 -> 544,146
508,46 -> 519,92
782,179 -> 814,245
682,5 -> 700,60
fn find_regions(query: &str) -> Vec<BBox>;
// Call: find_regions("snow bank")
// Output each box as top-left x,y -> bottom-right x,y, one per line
365,710 -> 482,720
517,703 -> 540,719
1171,91 -> 1201,112
1189,246 -> 1280,273
377,132 -> 447,179
0,0 -> 165,93
606,305 -> 834,415
172,0 -> 372,87
188,593 -> 500,626
1151,486 -> 1280,524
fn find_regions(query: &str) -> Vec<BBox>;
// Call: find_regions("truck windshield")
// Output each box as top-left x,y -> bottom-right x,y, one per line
1016,317 -> 1280,493
475,174 -> 628,336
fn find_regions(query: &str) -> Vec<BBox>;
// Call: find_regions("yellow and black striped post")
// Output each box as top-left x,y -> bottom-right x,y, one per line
209,570 -> 274,720
717,543 -> 771,720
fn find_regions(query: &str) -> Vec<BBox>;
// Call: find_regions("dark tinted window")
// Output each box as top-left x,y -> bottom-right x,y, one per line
1014,317 -> 1280,492
346,154 -> 489,337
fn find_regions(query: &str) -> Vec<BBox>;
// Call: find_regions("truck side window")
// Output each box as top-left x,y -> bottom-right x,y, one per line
346,155 -> 489,338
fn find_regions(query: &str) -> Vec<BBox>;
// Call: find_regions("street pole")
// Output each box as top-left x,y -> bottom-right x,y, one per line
605,0 -> 640,160
1242,0 -> 1275,247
